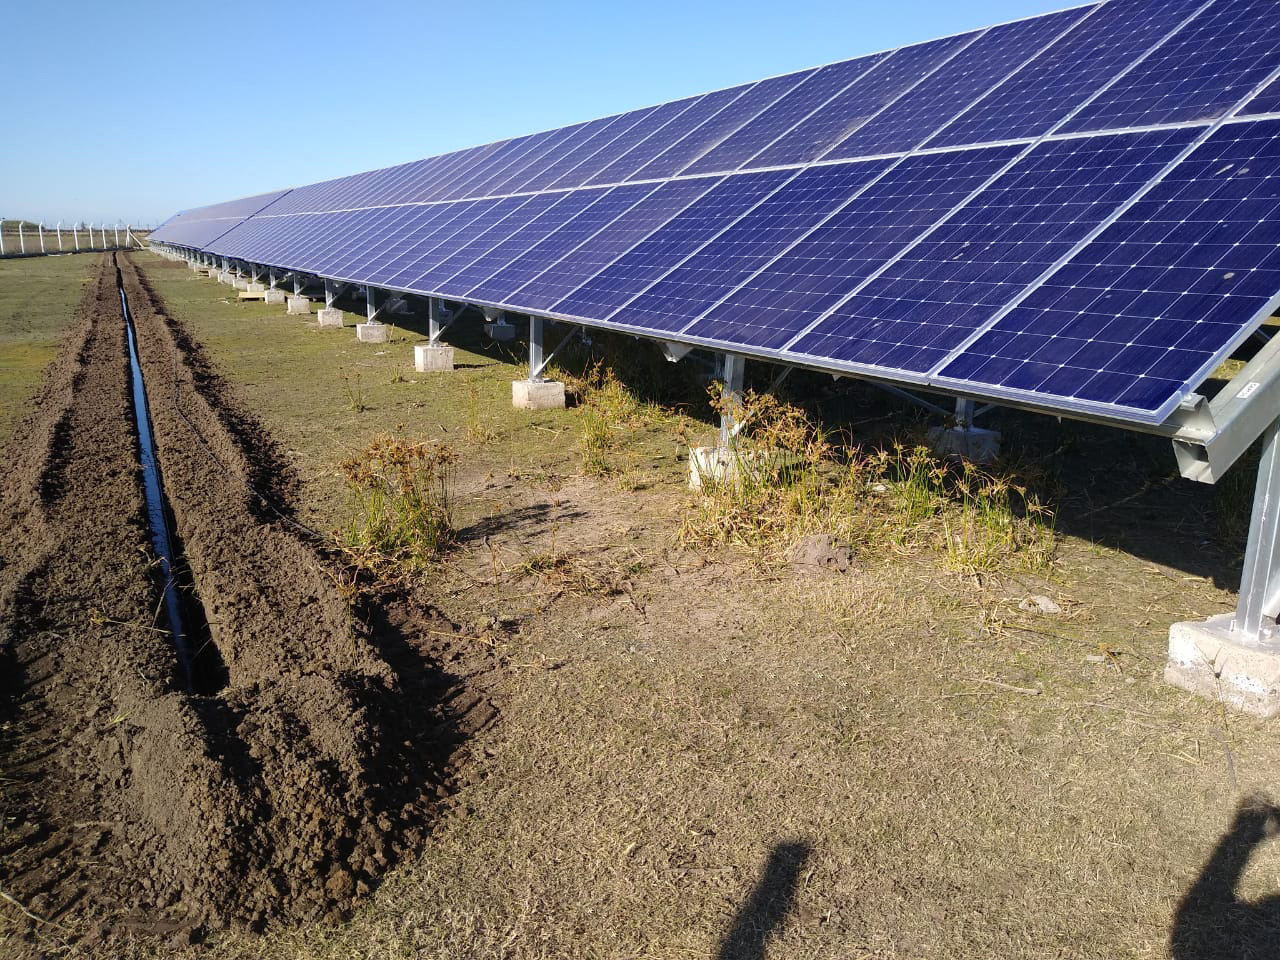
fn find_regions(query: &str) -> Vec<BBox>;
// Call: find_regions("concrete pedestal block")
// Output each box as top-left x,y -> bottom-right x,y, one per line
264,289 -> 287,305
233,278 -> 249,291
512,379 -> 565,410
286,296 -> 311,315
414,343 -> 455,372
484,321 -> 516,342
317,308 -> 345,327
1166,614 -> 1280,718
246,282 -> 265,293
189,262 -> 202,271
356,322 -> 389,343
926,425 -> 1001,464
688,446 -> 739,490
217,272 -> 232,284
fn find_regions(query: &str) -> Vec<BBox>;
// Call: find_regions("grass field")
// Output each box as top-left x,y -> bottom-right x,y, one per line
10,250 -> 1280,958
0,253 -> 99,445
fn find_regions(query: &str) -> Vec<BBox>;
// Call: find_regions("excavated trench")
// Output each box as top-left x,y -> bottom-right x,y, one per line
114,253 -> 223,694
0,253 -> 497,953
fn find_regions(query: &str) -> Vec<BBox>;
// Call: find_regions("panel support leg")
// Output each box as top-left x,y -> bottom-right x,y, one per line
355,286 -> 388,342
690,353 -> 745,490
719,353 -> 745,452
512,314 -> 563,409
1168,416 -> 1280,716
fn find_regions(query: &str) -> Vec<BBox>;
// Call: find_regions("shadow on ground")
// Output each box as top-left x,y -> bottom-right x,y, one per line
1170,795 -> 1280,959
716,840 -> 813,960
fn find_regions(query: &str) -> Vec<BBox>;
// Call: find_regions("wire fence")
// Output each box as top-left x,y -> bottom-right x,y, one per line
0,220 -> 149,258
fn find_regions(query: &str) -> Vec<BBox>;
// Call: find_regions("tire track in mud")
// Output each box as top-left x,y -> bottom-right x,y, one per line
0,254 -> 497,954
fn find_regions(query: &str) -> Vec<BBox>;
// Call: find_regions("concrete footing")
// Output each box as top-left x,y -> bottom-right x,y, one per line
286,296 -> 311,315
688,446 -> 738,490
356,322 -> 389,343
246,282 -> 265,293
926,425 -> 1001,463
317,308 -> 345,327
485,321 -> 516,342
512,379 -> 565,410
1166,614 -> 1280,718
218,272 -> 233,284
232,278 -> 249,291
264,289 -> 287,305
415,343 -> 455,372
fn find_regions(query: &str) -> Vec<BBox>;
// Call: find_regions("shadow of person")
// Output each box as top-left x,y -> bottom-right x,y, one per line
1171,794 -> 1280,959
715,840 -> 813,960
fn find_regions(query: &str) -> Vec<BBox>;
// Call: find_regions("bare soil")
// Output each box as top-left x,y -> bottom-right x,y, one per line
0,254 -> 496,954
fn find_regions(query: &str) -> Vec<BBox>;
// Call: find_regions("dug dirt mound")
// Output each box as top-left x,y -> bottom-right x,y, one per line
0,254 -> 495,954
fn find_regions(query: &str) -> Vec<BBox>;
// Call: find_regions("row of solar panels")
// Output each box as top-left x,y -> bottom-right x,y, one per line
151,0 -> 1280,428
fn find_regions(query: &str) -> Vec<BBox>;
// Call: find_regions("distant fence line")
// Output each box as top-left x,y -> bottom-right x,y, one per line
0,220 -> 148,258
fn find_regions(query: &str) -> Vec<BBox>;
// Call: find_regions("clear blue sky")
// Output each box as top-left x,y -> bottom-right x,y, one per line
1,0 -> 1078,225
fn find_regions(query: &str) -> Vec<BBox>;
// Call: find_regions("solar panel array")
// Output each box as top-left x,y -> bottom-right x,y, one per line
149,0 -> 1280,427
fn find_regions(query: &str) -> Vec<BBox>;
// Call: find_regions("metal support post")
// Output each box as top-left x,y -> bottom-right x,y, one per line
268,269 -> 277,289
56,222 -> 63,251
325,278 -> 337,308
72,224 -> 79,251
428,297 -> 442,342
293,273 -> 303,296
18,222 -> 24,254
955,397 -> 974,429
1235,417 -> 1280,646
38,223 -> 45,254
719,353 -> 745,452
114,223 -> 120,248
529,315 -> 544,382
365,286 -> 381,323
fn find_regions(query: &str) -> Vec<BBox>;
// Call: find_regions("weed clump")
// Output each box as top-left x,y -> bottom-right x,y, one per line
681,387 -> 1055,575
340,435 -> 457,570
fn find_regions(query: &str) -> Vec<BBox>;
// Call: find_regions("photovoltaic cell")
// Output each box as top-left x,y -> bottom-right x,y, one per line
150,188 -> 293,247
1244,77 -> 1280,118
936,118 -> 1280,420
404,194 -> 566,291
684,145 -> 1021,350
747,32 -> 978,169
514,113 -> 658,194
1061,0 -> 1280,135
927,0 -> 1204,149
789,127 -> 1199,373
827,6 -> 1095,160
605,160 -> 892,333
677,53 -> 887,176
625,70 -> 818,182
434,188 -> 610,296
546,98 -> 700,190
586,87 -> 750,186
498,178 -> 721,312
463,183 -> 663,306
552,170 -> 794,319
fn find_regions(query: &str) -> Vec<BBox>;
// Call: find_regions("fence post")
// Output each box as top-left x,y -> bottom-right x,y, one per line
56,221 -> 63,251
38,223 -> 45,254
0,220 -> 5,257
18,222 -> 24,254
72,223 -> 80,251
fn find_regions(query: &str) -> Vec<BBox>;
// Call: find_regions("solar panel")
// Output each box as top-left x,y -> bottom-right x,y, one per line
157,0 -> 1280,430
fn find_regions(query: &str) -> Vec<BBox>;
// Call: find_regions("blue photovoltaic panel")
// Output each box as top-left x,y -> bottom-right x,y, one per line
748,33 -> 978,170
361,204 -> 488,286
604,160 -> 892,333
150,188 -> 293,247
434,189 -> 610,296
497,178 -> 722,312
486,117 -> 627,197
936,118 -> 1280,420
463,183 -> 663,305
928,0 -> 1204,149
626,70 -> 819,182
329,205 -> 441,279
684,145 -> 1021,350
514,113 -> 657,194
1244,77 -> 1280,118
380,196 -> 531,289
678,53 -> 887,176
1061,0 -> 1280,135
789,127 -> 1199,373
434,128 -> 574,202
586,87 -> 750,186
403,194 -> 565,291
828,6 -> 1095,161
552,170 -> 794,320
546,98 -> 701,191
